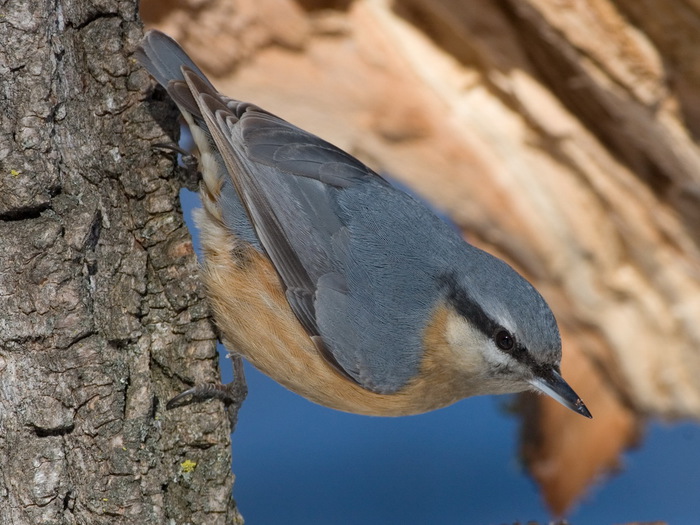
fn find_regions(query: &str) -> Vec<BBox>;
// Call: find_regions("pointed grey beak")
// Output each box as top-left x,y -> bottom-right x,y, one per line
528,368 -> 592,418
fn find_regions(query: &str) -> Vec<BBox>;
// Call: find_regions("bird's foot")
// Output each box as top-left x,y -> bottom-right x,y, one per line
167,355 -> 248,429
152,142 -> 200,188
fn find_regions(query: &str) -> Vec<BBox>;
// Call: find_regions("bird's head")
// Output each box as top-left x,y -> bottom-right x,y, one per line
438,254 -> 591,418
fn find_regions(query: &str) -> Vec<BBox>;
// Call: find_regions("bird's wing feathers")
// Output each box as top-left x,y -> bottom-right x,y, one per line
187,75 -> 439,394
187,75 -> 326,337
139,32 -> 441,394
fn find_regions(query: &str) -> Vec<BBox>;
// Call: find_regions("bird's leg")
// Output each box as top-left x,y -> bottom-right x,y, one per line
167,354 -> 248,430
152,142 -> 188,155
152,142 -> 200,185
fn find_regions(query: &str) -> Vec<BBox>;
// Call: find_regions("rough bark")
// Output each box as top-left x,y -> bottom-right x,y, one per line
141,0 -> 700,515
0,1 -> 241,523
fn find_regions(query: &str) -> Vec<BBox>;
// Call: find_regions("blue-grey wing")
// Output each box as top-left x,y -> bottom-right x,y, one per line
223,109 -> 460,393
139,32 -> 450,393
186,70 -> 454,393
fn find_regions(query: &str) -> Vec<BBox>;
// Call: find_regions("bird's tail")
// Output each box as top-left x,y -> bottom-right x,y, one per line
136,30 -> 261,253
135,30 -> 213,93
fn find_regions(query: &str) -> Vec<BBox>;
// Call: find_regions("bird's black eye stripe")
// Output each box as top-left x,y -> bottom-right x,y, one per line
440,273 -> 498,337
439,272 -> 531,361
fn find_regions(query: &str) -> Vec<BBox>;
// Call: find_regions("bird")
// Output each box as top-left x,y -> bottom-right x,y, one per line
135,30 -> 591,419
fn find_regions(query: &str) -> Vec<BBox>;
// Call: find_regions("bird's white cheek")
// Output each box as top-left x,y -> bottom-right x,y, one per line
444,309 -> 514,373
444,309 -> 490,373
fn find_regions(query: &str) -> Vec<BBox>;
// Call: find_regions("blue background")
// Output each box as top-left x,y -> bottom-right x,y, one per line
181,189 -> 700,524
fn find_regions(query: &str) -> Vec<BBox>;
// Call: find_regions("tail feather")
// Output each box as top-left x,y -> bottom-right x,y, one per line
137,30 -> 262,252
135,30 -> 213,89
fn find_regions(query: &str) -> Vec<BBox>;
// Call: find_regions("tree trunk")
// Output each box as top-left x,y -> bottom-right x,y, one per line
0,1 -> 242,523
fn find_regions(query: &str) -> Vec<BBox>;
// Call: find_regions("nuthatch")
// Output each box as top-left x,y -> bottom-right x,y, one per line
136,30 -> 591,419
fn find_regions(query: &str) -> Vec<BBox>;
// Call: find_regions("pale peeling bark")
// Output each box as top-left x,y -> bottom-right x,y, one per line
142,0 -> 700,514
0,1 -> 242,523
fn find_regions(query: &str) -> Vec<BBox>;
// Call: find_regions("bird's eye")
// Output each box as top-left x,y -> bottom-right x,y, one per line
495,329 -> 515,351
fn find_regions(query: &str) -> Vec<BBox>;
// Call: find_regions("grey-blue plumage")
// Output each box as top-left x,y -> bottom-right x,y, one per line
136,30 -> 590,418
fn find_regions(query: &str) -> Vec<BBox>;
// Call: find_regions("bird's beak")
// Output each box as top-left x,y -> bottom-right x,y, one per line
528,368 -> 592,418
